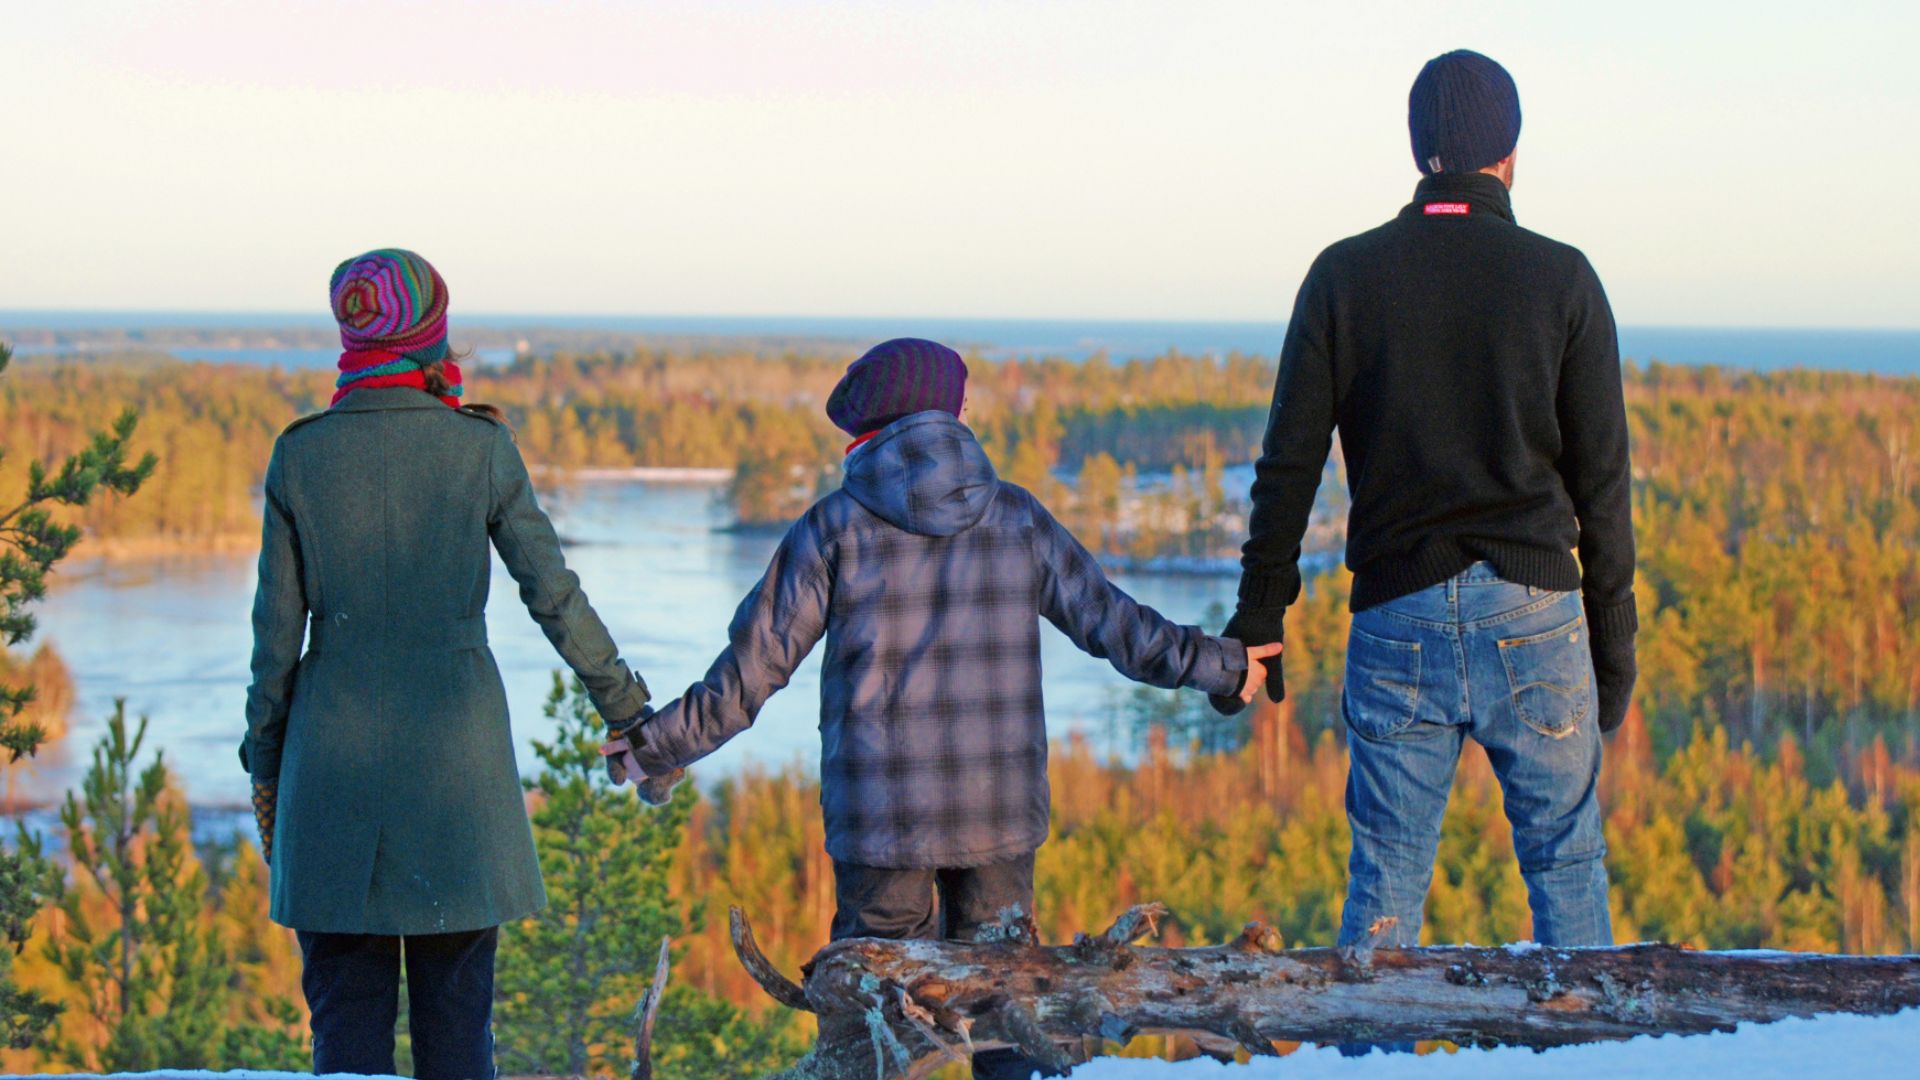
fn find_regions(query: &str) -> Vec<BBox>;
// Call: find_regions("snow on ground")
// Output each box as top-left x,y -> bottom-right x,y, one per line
0,1073 -> 401,1079
25,1008 -> 1918,1079
1068,1008 -> 1920,1079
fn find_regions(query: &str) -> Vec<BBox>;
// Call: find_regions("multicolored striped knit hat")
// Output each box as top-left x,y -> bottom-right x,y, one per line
826,338 -> 969,437
328,248 -> 461,407
330,248 -> 450,360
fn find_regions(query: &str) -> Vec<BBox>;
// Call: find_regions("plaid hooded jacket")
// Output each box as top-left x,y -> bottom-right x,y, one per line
633,411 -> 1247,868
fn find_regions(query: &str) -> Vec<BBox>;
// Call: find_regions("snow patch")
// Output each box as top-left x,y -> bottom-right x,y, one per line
29,1073 -> 405,1080
1064,1008 -> 1920,1079
31,1008 -> 1920,1080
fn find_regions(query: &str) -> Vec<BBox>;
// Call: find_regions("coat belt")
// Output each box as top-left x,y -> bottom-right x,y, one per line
307,613 -> 489,653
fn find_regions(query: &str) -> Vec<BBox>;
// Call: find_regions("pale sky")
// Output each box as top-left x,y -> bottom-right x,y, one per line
5,1 -> 1917,326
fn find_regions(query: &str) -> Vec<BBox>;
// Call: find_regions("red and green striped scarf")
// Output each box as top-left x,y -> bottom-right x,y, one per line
332,351 -> 464,407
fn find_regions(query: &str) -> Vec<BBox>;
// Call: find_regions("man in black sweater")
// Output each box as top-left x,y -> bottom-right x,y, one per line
1218,50 -> 1635,951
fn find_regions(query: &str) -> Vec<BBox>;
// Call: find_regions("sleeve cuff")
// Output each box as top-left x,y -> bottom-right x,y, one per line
596,669 -> 653,727
1236,572 -> 1299,611
240,739 -> 281,783
1190,635 -> 1250,699
1584,595 -> 1639,641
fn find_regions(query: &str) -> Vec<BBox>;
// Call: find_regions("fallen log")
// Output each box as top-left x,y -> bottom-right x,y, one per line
728,903 -> 1920,1079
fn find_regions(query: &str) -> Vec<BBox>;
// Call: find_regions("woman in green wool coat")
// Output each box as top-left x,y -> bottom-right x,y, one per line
242,249 -> 649,1080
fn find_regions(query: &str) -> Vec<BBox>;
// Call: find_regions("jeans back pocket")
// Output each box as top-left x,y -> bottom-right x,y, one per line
1498,615 -> 1593,738
1343,624 -> 1422,740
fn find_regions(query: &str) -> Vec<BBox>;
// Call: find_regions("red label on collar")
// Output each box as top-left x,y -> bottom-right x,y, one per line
1424,202 -> 1471,215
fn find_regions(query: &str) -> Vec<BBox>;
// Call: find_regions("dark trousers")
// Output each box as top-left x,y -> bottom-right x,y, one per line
833,854 -> 1068,1080
297,927 -> 499,1080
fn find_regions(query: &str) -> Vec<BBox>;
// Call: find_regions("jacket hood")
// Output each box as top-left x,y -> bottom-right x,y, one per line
841,411 -> 999,537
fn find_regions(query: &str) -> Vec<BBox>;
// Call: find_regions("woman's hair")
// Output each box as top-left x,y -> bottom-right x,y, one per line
423,350 -> 509,427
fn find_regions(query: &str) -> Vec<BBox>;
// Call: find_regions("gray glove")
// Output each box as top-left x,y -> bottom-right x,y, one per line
634,768 -> 686,807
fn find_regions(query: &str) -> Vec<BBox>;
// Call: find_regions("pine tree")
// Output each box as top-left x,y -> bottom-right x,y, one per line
0,828 -> 60,1050
646,987 -> 807,1080
43,702 -> 231,1071
0,339 -> 156,1053
207,839 -> 310,1070
493,675 -> 801,1078
495,674 -> 691,1075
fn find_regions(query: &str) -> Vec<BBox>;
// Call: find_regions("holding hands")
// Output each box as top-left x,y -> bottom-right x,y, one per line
599,704 -> 650,785
1211,605 -> 1287,715
599,706 -> 686,806
1238,641 -> 1285,705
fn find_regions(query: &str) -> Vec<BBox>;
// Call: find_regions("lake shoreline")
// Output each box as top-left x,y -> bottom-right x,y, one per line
533,465 -> 735,483
7,316 -> 1920,374
55,468 -> 736,563
60,530 -> 1258,577
70,531 -> 261,561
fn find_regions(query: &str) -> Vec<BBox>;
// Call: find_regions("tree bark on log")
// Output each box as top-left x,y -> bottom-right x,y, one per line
729,903 -> 1920,1080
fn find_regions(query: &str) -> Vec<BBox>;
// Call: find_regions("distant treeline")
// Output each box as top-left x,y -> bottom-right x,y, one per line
3,348 -> 1918,760
0,346 -> 1278,538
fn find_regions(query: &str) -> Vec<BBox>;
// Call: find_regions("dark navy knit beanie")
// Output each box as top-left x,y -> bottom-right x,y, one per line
1408,50 -> 1521,175
826,338 -> 969,437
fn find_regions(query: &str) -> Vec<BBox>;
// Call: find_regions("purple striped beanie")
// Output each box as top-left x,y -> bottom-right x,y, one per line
826,338 -> 970,437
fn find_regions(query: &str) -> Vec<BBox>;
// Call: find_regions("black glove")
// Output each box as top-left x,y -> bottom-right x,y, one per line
251,778 -> 278,865
1590,633 -> 1637,734
603,704 -> 655,785
1209,606 -> 1286,716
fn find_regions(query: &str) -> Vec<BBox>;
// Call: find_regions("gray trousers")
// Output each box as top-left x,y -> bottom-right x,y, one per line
832,854 -> 1069,1079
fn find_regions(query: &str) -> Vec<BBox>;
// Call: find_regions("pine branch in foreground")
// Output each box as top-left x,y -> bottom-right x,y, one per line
1,339 -> 157,1055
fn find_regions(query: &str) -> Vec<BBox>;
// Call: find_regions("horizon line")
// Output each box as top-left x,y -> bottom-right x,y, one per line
5,309 -> 1920,335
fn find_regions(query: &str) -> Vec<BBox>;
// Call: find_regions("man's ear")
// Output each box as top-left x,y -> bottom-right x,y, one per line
1481,150 -> 1517,189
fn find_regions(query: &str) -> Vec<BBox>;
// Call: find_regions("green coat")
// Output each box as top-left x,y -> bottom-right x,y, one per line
242,387 -> 649,935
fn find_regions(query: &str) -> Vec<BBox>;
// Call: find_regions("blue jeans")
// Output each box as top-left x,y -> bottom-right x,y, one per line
1338,562 -> 1611,950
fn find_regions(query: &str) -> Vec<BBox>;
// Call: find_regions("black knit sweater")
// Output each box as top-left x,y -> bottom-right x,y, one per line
1241,171 -> 1637,642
